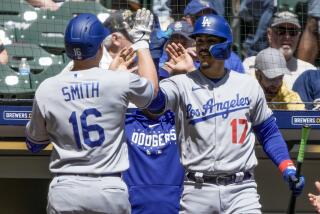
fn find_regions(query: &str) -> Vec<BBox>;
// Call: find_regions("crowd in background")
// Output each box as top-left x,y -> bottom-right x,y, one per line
3,0 -> 319,213
0,0 -> 317,110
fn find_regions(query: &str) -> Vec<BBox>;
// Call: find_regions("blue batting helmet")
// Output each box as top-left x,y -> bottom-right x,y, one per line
190,14 -> 233,60
65,13 -> 110,60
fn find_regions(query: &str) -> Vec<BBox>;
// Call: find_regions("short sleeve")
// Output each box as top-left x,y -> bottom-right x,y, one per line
25,98 -> 50,144
128,73 -> 154,108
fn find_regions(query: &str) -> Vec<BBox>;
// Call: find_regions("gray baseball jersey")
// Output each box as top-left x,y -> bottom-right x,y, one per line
26,67 -> 154,174
160,69 -> 272,174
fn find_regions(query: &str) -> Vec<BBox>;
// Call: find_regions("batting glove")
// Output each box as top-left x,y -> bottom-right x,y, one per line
129,8 -> 154,50
283,167 -> 305,196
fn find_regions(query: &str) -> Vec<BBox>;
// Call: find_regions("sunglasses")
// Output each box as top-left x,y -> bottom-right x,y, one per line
273,27 -> 300,37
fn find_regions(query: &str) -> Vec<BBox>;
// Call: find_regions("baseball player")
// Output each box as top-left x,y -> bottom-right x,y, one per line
25,11 -> 157,214
148,14 -> 305,213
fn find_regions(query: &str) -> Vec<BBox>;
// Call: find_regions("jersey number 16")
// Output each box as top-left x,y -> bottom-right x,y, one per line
69,108 -> 105,149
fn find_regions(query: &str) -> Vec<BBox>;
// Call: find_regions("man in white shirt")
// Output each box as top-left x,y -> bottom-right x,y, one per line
243,11 -> 316,89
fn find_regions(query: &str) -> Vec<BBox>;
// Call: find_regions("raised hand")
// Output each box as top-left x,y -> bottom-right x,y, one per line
109,47 -> 136,72
164,42 -> 196,75
129,8 -> 154,44
308,181 -> 320,213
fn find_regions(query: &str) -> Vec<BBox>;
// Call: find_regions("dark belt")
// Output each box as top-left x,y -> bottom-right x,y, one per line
186,171 -> 252,185
55,173 -> 121,177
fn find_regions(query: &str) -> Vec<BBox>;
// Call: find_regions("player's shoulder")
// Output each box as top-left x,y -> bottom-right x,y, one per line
36,74 -> 60,91
228,71 -> 261,88
229,70 -> 256,81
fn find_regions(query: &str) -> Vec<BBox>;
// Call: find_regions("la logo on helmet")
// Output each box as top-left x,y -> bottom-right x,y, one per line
202,17 -> 211,27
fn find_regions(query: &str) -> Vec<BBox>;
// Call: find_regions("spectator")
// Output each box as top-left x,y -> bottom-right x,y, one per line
183,0 -> 245,73
128,0 -> 173,30
159,20 -> 195,78
298,0 -> 320,65
308,181 -> 320,213
243,11 -> 316,89
255,47 -> 305,110
61,9 -> 135,73
239,0 -> 275,56
0,38 -> 8,65
293,69 -> 320,110
183,0 -> 219,26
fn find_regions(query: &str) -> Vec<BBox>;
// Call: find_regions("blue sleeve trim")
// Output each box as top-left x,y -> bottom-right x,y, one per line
147,89 -> 166,113
26,138 -> 49,153
253,116 -> 291,167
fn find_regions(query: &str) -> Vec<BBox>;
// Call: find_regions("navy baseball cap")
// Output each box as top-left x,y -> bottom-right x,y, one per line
184,0 -> 217,16
167,20 -> 194,41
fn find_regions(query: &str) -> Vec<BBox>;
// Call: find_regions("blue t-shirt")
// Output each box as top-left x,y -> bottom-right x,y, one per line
123,110 -> 184,214
293,69 -> 320,110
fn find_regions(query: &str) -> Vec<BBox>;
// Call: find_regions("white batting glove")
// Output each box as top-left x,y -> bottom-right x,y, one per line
129,8 -> 153,50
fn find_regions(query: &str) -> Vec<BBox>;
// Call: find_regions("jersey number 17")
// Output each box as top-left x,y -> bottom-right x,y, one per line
230,118 -> 248,144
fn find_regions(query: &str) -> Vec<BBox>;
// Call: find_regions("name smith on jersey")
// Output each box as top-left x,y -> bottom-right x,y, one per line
186,93 -> 251,121
61,82 -> 99,101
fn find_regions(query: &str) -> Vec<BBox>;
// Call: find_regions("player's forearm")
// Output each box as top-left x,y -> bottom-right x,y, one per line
0,50 -> 8,65
26,0 -> 59,10
137,48 -> 159,96
253,116 -> 293,172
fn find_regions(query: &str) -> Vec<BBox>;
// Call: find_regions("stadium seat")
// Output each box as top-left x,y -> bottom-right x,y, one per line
45,1 -> 112,22
0,0 -> 38,28
5,43 -> 64,74
30,63 -> 65,89
0,26 -> 16,45
277,0 -> 308,12
16,18 -> 68,55
0,64 -> 34,98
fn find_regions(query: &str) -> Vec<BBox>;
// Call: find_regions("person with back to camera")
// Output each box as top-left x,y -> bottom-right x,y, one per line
292,69 -> 320,110
147,14 -> 305,213
25,10 -> 158,214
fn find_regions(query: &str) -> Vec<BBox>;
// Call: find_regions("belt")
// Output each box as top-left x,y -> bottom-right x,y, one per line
55,173 -> 121,177
186,171 -> 252,185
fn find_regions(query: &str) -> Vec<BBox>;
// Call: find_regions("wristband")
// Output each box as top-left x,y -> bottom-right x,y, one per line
131,40 -> 149,51
0,44 -> 5,53
279,159 -> 295,173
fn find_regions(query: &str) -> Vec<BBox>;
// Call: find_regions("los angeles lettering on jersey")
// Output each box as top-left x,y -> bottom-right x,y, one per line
131,129 -> 176,148
61,82 -> 99,101
186,93 -> 251,124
